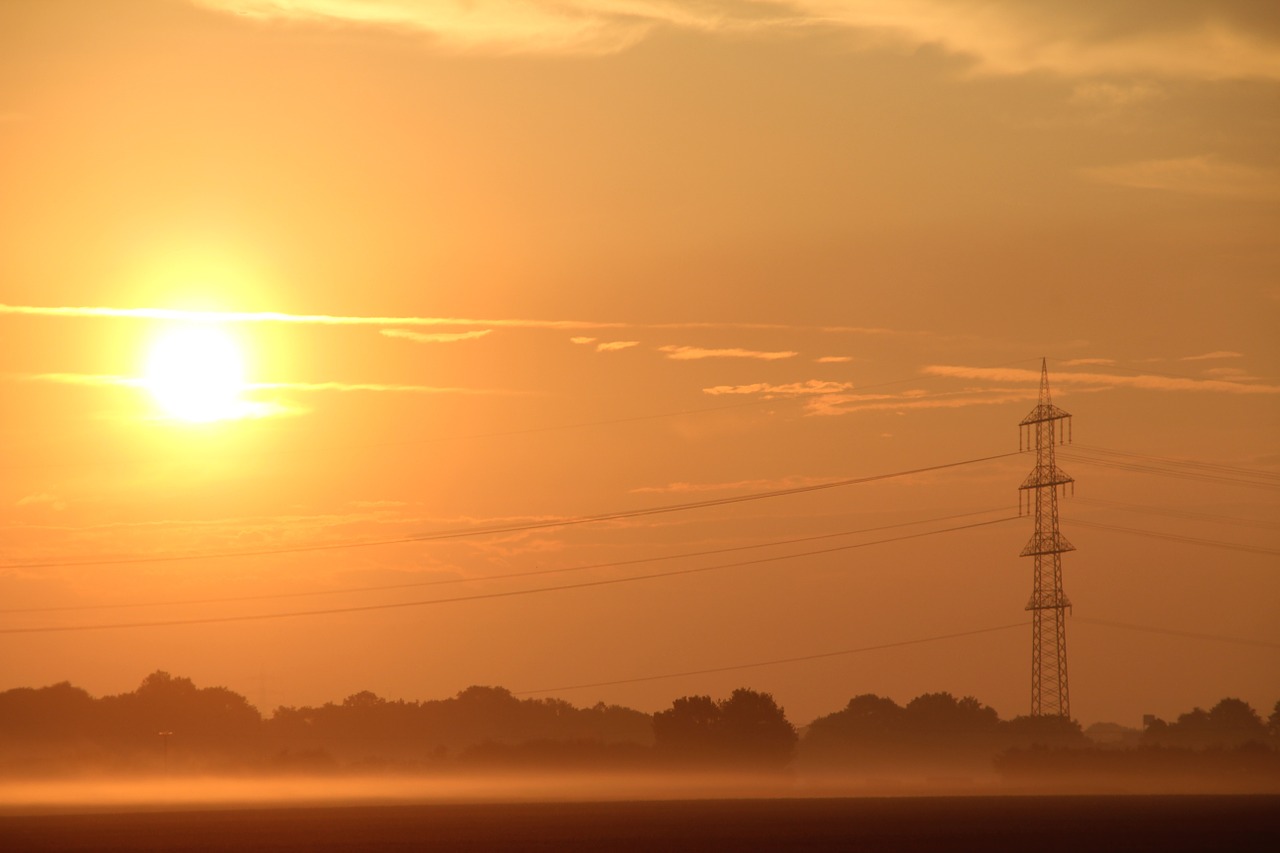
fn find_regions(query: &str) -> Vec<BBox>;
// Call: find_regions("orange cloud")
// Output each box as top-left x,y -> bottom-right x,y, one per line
190,1 -> 1280,80
807,388 -> 1039,417
924,364 -> 1280,395
380,329 -> 493,343
702,380 -> 853,397
659,346 -> 797,361
16,373 -> 513,396
785,0 -> 1280,80
1181,350 -> 1245,361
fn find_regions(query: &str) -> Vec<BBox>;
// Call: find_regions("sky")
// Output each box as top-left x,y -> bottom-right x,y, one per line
0,0 -> 1277,729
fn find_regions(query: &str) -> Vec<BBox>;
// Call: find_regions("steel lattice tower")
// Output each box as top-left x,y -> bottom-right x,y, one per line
1018,359 -> 1074,718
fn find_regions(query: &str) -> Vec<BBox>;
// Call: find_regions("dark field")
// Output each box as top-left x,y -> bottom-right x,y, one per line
2,795 -> 1277,852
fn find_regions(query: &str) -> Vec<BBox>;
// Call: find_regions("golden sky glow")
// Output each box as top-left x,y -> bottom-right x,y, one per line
0,1 -> 1276,728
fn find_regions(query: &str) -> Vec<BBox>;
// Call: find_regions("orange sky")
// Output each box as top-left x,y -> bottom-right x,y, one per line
1,0 -> 1277,728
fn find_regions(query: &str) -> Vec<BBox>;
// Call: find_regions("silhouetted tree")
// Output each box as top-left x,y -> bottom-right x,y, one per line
1207,698 -> 1267,745
902,693 -> 1000,736
653,695 -> 720,762
1144,698 -> 1268,749
718,689 -> 798,769
97,671 -> 262,765
653,690 -> 796,769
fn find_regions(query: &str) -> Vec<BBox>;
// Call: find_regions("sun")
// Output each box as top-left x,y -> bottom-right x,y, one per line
144,325 -> 249,422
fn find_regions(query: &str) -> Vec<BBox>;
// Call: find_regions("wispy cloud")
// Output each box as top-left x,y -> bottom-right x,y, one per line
806,387 -> 1039,417
190,1 -> 1280,80
815,356 -> 853,364
924,364 -> 1280,395
380,328 -> 493,343
1181,350 -> 1244,361
1063,357 -> 1116,366
1081,156 -> 1280,199
596,341 -> 640,352
570,336 -> 597,345
250,381 -> 516,395
703,380 -> 853,397
659,345 -> 798,361
0,304 -> 866,334
16,493 -> 65,511
1201,367 -> 1262,381
784,0 -> 1280,81
1069,81 -> 1165,109
0,304 -> 621,330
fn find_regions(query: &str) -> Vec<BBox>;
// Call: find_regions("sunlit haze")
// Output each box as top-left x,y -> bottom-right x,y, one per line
0,0 -> 1276,746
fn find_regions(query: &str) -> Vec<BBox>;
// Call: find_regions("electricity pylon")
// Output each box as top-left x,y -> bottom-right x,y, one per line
1018,359 -> 1074,718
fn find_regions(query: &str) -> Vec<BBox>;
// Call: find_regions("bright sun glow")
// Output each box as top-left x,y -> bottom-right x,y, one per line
145,325 -> 248,422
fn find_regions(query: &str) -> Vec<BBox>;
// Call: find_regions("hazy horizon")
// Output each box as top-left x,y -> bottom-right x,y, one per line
1,0 -> 1277,736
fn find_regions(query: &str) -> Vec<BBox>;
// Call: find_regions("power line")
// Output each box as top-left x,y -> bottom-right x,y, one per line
1066,518 -> 1280,556
0,516 -> 1019,634
1073,617 -> 1280,649
1062,446 -> 1280,490
513,623 -> 1032,696
514,618 -> 1280,697
1,451 -> 1019,571
1073,497 -> 1280,530
1074,444 -> 1280,479
0,507 -> 1013,614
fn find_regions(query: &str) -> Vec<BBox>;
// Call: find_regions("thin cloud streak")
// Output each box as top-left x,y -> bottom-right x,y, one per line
805,387 -> 1039,417
596,341 -> 640,352
1181,350 -> 1245,361
14,373 -> 512,396
380,329 -> 493,343
659,345 -> 798,361
924,365 -> 1280,395
0,304 -> 909,335
0,304 -> 623,330
189,0 -> 702,55
703,380 -> 853,397
249,381 -> 518,395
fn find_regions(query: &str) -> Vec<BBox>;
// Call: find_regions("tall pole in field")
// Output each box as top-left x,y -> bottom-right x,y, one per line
1019,359 -> 1074,718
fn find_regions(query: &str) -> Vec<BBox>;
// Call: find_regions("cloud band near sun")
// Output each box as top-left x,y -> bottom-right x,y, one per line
16,373 -> 514,396
0,304 -> 895,335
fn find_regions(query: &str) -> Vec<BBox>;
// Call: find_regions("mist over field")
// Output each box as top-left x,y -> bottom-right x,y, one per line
2,671 -> 1277,814
3,2 -> 1278,848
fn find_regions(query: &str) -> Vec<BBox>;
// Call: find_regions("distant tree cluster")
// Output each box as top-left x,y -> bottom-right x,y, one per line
0,674 -> 649,775
797,692 -> 1082,773
0,673 -> 1276,786
0,672 -> 262,774
1141,697 -> 1275,749
993,698 -> 1280,791
268,684 -> 652,770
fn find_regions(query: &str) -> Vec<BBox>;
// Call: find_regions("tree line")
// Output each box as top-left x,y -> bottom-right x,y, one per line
0,671 -> 1276,782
